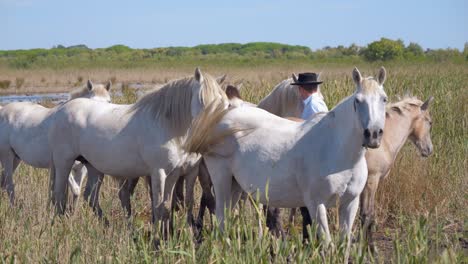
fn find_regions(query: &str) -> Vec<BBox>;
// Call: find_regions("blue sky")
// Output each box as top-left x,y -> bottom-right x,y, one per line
1,0 -> 467,50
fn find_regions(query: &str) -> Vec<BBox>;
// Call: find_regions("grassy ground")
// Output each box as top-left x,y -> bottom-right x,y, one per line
0,62 -> 467,263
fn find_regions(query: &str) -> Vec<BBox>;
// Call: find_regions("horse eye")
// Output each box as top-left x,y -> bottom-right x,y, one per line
383,97 -> 388,103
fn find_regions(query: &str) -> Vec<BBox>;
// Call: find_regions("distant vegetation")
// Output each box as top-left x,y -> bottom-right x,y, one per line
0,38 -> 466,69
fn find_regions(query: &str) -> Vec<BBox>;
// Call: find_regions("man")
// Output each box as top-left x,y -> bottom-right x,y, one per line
292,72 -> 329,241
291,72 -> 328,119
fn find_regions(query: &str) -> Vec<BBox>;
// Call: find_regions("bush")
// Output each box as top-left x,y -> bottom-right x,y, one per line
0,80 -> 11,89
363,38 -> 405,61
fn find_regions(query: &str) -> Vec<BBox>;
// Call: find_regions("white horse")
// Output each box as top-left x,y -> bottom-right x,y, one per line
0,81 -> 111,204
184,67 -> 387,259
48,68 -> 228,233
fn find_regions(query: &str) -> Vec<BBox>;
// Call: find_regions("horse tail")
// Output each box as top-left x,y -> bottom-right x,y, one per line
184,102 -> 238,155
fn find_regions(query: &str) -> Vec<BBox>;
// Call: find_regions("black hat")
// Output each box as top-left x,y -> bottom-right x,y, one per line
291,72 -> 323,86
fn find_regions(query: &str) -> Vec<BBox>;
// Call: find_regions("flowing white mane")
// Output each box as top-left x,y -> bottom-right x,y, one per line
130,73 -> 226,133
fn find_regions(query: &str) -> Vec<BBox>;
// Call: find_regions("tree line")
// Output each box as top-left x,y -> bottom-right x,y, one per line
0,38 -> 466,69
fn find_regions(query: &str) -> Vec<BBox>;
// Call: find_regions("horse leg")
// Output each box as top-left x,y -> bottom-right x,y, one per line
197,158 -> 215,228
184,165 -> 200,228
84,164 -> 105,220
339,195 -> 360,263
68,161 -> 87,210
359,174 -> 380,252
300,206 -> 312,242
0,151 -> 20,205
265,207 -> 285,239
172,176 -> 185,212
305,202 -> 331,246
119,178 -> 140,217
51,156 -> 75,215
204,156 -> 232,232
288,208 -> 297,232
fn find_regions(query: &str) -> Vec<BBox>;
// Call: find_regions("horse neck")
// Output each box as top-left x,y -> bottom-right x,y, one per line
258,95 -> 280,115
381,111 -> 414,162
301,96 -> 365,164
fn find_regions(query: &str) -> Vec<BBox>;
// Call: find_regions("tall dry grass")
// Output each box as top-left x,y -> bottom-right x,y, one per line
0,62 -> 466,262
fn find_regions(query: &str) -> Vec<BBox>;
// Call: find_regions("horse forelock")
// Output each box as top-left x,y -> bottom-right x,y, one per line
359,77 -> 383,95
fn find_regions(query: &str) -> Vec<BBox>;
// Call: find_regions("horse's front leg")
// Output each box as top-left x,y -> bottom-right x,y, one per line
359,174 -> 380,252
304,201 -> 331,245
172,176 -> 185,211
339,196 -> 360,263
184,165 -> 200,228
197,158 -> 215,229
150,167 -> 181,240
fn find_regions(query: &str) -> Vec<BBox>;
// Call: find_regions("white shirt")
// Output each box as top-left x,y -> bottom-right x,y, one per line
301,93 -> 328,120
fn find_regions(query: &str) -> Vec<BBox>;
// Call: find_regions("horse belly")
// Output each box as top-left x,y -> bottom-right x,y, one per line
233,157 -> 304,208
82,152 -> 148,178
11,132 -> 50,168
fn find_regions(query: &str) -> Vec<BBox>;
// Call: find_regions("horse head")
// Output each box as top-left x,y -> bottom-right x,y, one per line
352,67 -> 388,148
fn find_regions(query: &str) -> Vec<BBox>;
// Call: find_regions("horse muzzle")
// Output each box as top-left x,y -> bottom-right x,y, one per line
363,128 -> 383,149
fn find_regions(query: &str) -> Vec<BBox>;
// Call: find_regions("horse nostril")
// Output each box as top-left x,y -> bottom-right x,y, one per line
364,129 -> 371,138
373,131 -> 378,139
379,129 -> 383,135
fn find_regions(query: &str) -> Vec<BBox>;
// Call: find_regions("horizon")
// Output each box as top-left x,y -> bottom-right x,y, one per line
0,40 -> 466,52
2,0 -> 467,51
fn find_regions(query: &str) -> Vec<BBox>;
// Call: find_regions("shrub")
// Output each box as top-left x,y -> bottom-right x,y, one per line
0,80 -> 11,89
363,38 -> 405,61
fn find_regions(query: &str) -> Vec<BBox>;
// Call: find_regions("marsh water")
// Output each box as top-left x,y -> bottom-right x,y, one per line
0,93 -> 70,105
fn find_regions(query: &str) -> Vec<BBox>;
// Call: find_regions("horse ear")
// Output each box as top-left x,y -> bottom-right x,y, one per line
378,66 -> 387,85
194,67 -> 204,83
216,74 -> 227,85
106,80 -> 112,91
352,67 -> 362,86
292,73 -> 298,83
421,96 -> 434,111
225,85 -> 241,99
87,80 -> 93,91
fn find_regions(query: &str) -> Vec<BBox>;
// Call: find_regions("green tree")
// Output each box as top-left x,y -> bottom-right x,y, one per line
406,42 -> 424,57
363,38 -> 405,61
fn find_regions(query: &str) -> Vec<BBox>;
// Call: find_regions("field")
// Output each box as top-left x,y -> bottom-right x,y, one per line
0,60 -> 467,263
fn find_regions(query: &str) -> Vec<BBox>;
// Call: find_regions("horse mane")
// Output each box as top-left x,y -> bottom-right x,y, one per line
69,84 -> 108,99
129,73 -> 226,134
387,96 -> 423,116
257,78 -> 303,117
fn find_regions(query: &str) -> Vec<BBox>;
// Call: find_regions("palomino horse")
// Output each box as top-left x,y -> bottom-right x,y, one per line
184,67 -> 388,260
48,68 -> 228,235
359,96 -> 434,250
286,96 -> 434,251
0,80 -> 111,204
